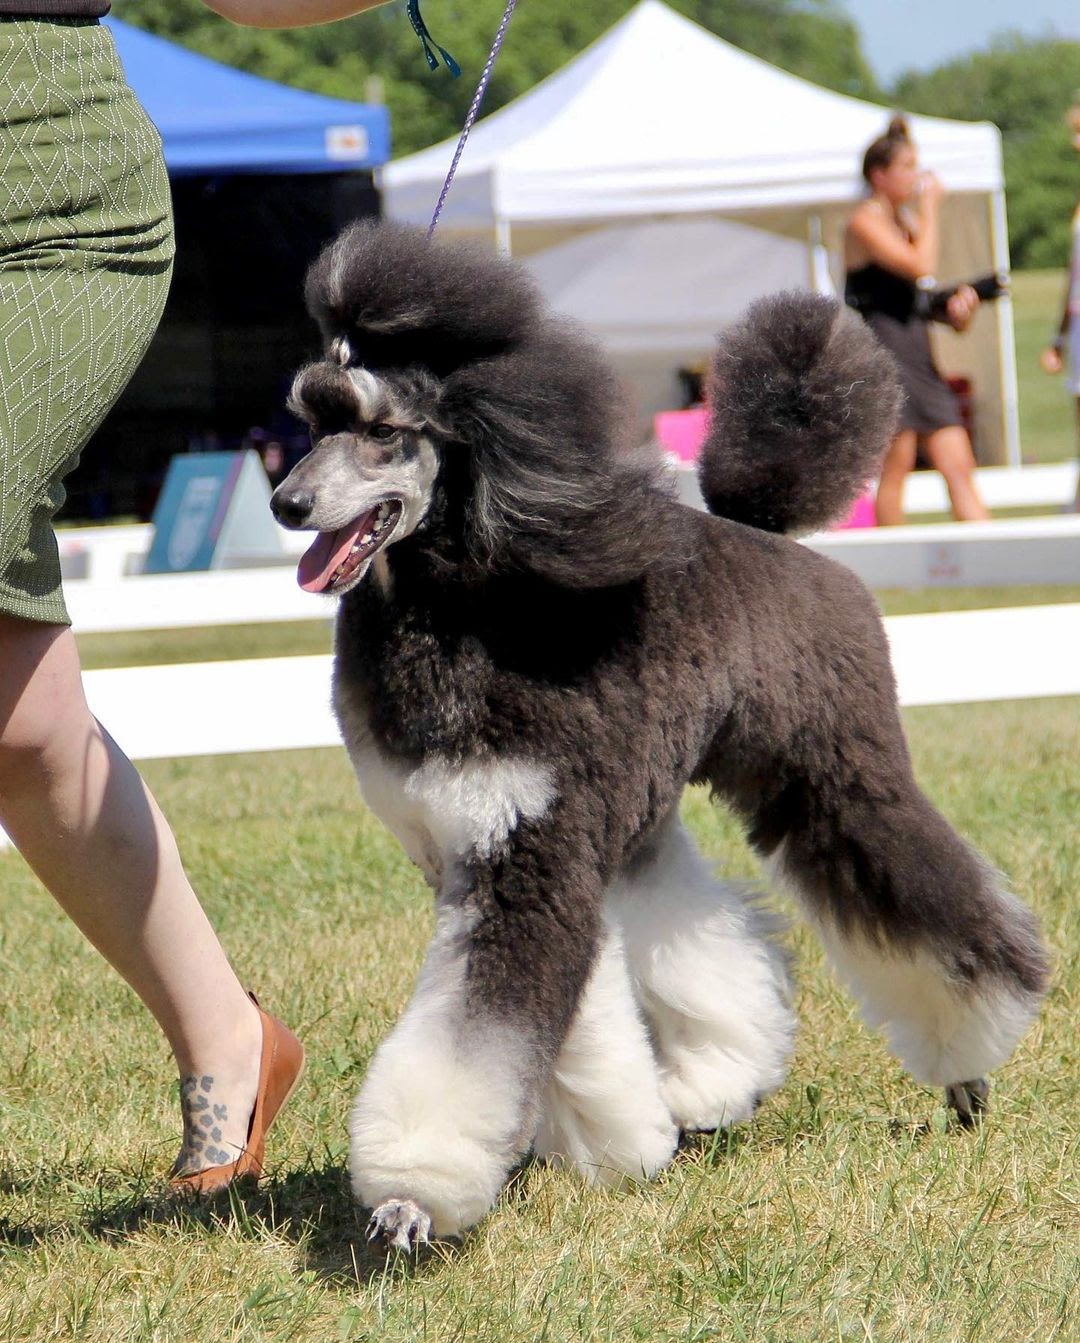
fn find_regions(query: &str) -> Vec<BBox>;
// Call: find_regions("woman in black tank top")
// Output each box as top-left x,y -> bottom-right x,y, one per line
844,117 -> 989,525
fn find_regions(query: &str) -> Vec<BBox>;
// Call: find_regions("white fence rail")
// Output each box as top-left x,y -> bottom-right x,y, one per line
66,566 -> 332,634
672,460 -> 1078,517
58,462 -> 1079,588
804,514 -> 1080,588
899,461 -> 1077,514
60,514 -> 1080,639
4,602 -> 1078,852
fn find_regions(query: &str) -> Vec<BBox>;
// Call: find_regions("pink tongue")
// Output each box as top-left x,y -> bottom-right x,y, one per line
297,516 -> 369,593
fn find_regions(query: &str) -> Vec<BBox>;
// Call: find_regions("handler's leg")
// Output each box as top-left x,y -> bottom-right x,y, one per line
874,429 -> 917,526
0,615 -> 263,1173
924,425 -> 989,522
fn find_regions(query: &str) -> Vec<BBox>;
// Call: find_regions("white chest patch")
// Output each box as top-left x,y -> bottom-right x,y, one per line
349,736 -> 556,877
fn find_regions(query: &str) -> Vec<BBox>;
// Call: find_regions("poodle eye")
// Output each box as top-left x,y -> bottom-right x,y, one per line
368,423 -> 398,442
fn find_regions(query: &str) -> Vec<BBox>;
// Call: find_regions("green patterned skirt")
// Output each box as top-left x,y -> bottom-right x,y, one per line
0,17 -> 174,624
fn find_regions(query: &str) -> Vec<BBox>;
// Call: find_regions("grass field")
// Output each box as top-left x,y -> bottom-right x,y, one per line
1,694 -> 1077,1343
1011,270 -> 1078,465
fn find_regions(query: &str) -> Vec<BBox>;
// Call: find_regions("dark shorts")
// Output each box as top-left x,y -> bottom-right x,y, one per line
865,312 -> 962,438
0,17 -> 174,624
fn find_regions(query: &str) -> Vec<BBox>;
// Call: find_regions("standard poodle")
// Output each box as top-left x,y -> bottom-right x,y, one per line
270,221 -> 1048,1252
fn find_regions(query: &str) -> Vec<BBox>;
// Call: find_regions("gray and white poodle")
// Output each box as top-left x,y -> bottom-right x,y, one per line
270,221 -> 1048,1251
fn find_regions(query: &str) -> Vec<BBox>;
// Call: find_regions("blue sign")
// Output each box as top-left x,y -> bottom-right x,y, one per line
145,451 -> 248,574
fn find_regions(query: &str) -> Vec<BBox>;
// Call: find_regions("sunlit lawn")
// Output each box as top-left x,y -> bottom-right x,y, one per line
1011,270 -> 1078,465
8,263 -> 1075,1340
1,691 -> 1076,1343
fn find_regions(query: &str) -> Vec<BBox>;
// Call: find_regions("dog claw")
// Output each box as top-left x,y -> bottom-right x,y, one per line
366,1199 -> 432,1254
944,1077 -> 990,1127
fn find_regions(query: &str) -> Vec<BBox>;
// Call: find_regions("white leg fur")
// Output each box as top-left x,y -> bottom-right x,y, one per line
534,922 -> 678,1187
768,844 -> 1043,1085
814,921 -> 1042,1086
612,813 -> 795,1131
349,898 -> 535,1237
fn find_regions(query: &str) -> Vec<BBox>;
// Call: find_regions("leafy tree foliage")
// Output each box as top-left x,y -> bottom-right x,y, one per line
894,36 -> 1080,268
115,0 -> 880,157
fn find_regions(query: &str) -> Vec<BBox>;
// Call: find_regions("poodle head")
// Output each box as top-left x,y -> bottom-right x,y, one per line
272,220 -> 674,594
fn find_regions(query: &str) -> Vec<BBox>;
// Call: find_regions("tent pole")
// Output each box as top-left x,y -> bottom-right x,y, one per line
495,216 -> 512,256
806,214 -> 833,295
990,188 -> 1021,467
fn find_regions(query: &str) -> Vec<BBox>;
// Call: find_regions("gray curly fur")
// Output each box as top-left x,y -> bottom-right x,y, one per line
305,219 -> 541,368
699,292 -> 903,534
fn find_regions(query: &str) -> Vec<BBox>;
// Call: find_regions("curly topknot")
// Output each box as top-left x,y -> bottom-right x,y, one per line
304,220 -> 542,374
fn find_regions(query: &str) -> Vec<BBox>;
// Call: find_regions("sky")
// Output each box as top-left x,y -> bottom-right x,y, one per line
840,0 -> 1080,86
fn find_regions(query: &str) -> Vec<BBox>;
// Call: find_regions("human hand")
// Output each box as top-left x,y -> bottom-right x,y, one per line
916,171 -> 946,207
945,284 -> 978,331
1040,346 -> 1064,375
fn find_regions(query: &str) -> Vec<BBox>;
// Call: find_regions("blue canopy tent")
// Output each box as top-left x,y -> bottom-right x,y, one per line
61,22 -> 390,520
104,18 -> 390,174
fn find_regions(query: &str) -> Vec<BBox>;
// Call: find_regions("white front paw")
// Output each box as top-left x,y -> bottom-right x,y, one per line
366,1199 -> 433,1253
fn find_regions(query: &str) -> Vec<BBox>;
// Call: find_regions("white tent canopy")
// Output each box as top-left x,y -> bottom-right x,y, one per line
384,0 -> 1018,462
523,218 -> 809,353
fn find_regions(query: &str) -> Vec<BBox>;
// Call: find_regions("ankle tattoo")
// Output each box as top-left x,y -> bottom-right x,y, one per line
179,1074 -> 234,1167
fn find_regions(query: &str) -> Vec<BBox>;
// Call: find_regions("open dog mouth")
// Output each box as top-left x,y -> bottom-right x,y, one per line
296,500 -> 403,594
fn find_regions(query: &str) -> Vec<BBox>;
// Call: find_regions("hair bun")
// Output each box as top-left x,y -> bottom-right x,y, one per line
886,114 -> 911,141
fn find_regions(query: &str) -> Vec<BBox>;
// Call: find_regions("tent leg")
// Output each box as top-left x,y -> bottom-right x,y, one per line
990,190 -> 1021,467
806,214 -> 835,296
495,217 -> 512,256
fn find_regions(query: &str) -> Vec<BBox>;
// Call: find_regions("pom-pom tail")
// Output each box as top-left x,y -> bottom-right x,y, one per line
698,293 -> 903,535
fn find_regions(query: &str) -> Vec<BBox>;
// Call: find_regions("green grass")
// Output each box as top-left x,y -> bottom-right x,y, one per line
874,584 -> 1080,615
1,697 -> 1077,1342
1012,269 -> 1079,465
76,619 -> 333,671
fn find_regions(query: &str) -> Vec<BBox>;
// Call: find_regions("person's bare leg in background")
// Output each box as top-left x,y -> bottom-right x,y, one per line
924,424 -> 990,523
874,427 -> 917,525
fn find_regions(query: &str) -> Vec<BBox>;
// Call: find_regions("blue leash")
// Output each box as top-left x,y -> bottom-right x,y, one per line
405,0 -> 519,237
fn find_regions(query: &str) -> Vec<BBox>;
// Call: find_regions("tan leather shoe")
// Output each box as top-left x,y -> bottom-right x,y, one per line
170,995 -> 304,1195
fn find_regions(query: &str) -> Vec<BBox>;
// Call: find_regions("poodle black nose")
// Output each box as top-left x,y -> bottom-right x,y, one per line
271,487 -> 315,529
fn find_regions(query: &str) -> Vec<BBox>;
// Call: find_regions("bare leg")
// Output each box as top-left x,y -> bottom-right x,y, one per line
924,425 -> 989,522
0,615 -> 262,1173
874,429 -> 917,526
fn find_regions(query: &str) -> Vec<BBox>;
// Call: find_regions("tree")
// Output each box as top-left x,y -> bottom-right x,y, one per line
893,35 -> 1080,268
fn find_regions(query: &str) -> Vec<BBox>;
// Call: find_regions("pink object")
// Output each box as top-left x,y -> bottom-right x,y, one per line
654,406 -> 710,463
835,488 -> 877,530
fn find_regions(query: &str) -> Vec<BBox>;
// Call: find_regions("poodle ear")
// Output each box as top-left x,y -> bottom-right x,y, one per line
443,326 -> 678,588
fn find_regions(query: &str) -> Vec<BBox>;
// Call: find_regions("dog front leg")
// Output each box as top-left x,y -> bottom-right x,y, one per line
350,834 -> 602,1250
